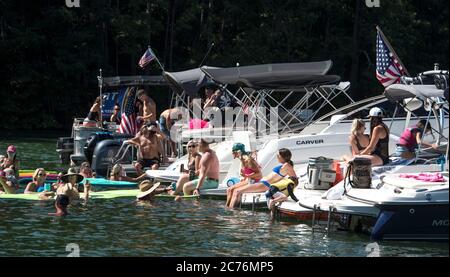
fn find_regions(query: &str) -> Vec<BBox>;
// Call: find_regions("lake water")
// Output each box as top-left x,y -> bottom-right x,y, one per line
0,137 -> 448,257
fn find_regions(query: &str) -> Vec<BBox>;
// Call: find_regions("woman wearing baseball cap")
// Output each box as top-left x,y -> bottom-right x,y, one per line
355,107 -> 390,166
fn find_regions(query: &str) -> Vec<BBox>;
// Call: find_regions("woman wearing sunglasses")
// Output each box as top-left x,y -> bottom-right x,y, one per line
169,140 -> 202,195
24,168 -> 48,194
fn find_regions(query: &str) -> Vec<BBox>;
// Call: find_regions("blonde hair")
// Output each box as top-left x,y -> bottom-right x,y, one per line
351,119 -> 365,136
111,164 -> 122,176
32,168 -> 46,182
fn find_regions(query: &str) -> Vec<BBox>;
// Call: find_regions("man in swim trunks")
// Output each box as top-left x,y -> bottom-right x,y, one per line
182,139 -> 220,196
126,125 -> 165,175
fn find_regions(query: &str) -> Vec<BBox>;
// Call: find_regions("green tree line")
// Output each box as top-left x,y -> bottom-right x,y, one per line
0,0 -> 448,130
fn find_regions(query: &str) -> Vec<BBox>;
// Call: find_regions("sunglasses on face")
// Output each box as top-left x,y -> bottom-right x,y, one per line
188,145 -> 196,148
38,173 -> 46,177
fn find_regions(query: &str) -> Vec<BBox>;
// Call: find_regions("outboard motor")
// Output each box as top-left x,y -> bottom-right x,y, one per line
84,132 -> 114,164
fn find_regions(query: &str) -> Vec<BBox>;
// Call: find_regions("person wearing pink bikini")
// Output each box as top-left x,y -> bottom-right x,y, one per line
226,143 -> 262,207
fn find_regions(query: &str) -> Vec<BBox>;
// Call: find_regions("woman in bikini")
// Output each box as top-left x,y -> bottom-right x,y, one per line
343,118 -> 370,162
226,143 -> 262,207
228,148 -> 296,208
169,140 -> 202,195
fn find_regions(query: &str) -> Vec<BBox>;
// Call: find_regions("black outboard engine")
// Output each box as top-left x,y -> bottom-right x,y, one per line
84,132 -> 114,164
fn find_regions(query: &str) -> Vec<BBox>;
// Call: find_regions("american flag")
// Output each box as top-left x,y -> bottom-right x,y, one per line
138,47 -> 156,69
376,30 -> 407,87
118,88 -> 139,135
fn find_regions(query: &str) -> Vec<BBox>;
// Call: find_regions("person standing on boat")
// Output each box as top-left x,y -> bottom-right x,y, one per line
226,143 -> 262,207
1,145 -> 20,180
229,148 -> 297,208
355,107 -> 390,166
83,96 -> 101,127
159,107 -> 183,157
136,89 -> 157,125
182,139 -> 220,196
394,119 -> 438,159
110,103 -> 121,125
126,125 -> 165,175
342,119 -> 370,162
169,140 -> 202,195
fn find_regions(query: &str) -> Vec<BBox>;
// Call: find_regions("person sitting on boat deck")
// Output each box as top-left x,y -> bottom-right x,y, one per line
24,168 -> 48,194
110,103 -> 121,125
109,163 -> 148,182
203,81 -> 221,109
48,194 -> 70,217
342,119 -> 370,162
394,119 -> 438,160
265,176 -> 299,211
159,107 -> 183,157
228,148 -> 297,208
226,143 -> 262,207
354,107 -> 390,166
169,140 -> 202,195
0,170 -> 16,194
136,89 -> 157,125
56,168 -> 90,204
1,145 -> 20,180
181,139 -> 220,196
83,96 -> 101,127
126,125 -> 165,175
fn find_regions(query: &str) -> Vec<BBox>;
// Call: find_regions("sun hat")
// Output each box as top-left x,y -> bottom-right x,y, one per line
138,180 -> 154,192
137,182 -> 162,200
61,168 -> 84,183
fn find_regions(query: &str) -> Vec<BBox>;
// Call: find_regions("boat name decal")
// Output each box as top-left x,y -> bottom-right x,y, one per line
432,219 -> 449,227
296,139 -> 324,145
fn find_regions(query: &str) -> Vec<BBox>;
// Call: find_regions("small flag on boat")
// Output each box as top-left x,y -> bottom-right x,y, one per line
138,47 -> 156,69
118,88 -> 139,135
376,28 -> 407,87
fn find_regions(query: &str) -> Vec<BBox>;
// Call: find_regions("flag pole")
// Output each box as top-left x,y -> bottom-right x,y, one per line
376,26 -> 410,77
148,45 -> 165,72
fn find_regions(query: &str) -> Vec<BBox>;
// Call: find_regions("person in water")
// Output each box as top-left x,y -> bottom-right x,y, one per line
394,119 -> 438,159
136,180 -> 171,202
355,107 -> 390,166
1,145 -> 20,180
24,168 -> 48,194
228,148 -> 297,208
0,170 -> 16,194
226,143 -> 262,207
48,194 -> 70,217
109,163 -> 148,182
182,139 -> 220,196
169,140 -> 202,195
126,125 -> 165,175
56,168 -> 90,204
84,96 -> 101,127
342,119 -> 370,162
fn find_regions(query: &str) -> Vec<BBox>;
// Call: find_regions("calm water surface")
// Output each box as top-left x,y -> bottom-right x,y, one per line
0,138 -> 448,257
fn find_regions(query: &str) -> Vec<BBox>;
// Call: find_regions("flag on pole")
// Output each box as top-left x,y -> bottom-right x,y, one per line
376,29 -> 407,87
138,47 -> 156,69
118,88 -> 139,135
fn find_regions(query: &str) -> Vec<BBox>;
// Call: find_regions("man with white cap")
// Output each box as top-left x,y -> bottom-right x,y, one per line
355,107 -> 390,166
